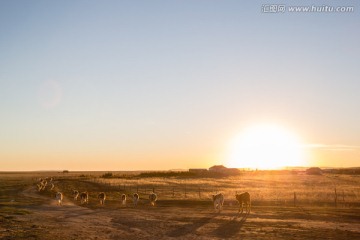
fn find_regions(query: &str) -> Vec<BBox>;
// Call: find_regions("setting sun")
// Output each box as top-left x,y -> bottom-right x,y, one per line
227,124 -> 305,169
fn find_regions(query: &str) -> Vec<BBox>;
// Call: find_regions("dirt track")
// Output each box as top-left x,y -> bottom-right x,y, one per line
1,180 -> 360,239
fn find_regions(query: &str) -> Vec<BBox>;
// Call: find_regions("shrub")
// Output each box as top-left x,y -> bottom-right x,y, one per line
101,172 -> 113,178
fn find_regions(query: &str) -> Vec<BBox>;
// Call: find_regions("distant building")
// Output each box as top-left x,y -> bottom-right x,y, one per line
306,167 -> 323,175
209,165 -> 228,173
189,168 -> 208,174
208,165 -> 240,175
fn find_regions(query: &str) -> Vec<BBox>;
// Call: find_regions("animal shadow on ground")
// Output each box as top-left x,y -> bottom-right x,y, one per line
212,212 -> 249,238
166,213 -> 218,237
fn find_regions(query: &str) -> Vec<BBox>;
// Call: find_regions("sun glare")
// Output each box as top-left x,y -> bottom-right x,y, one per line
227,124 -> 305,170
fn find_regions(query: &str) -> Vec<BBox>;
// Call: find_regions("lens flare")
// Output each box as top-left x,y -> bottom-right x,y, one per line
227,124 -> 305,169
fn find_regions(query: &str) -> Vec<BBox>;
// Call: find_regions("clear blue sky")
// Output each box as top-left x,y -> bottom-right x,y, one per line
1,0 -> 359,170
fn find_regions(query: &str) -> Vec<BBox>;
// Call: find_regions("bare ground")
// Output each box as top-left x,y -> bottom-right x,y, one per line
1,178 -> 360,239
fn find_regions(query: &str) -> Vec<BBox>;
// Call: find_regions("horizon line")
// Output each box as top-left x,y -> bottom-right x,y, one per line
1,166 -> 360,173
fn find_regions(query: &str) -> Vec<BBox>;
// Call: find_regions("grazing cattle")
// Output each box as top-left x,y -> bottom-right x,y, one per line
133,193 -> 139,206
73,190 -> 79,200
98,192 -> 106,205
41,180 -> 48,188
55,192 -> 63,206
149,193 -> 157,206
236,192 -> 251,214
50,183 -> 55,191
36,180 -> 46,191
80,192 -> 89,204
212,193 -> 224,212
120,194 -> 126,206
36,179 -> 47,192
37,180 -> 47,191
36,183 -> 43,192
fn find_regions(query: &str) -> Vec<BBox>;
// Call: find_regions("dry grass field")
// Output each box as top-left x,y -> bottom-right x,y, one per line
1,171 -> 360,239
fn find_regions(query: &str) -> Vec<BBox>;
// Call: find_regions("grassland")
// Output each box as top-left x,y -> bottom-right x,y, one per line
0,171 -> 360,239
93,171 -> 360,207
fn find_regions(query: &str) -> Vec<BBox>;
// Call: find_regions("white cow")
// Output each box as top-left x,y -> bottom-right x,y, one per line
55,192 -> 63,206
36,183 -> 43,192
73,190 -> 79,200
36,179 -> 46,192
120,194 -> 126,206
133,193 -> 139,206
80,192 -> 89,204
98,192 -> 106,205
41,180 -> 48,188
212,193 -> 224,212
149,193 -> 157,206
236,192 -> 251,214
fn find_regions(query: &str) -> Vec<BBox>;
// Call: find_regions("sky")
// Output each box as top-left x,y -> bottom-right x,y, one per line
1,0 -> 359,171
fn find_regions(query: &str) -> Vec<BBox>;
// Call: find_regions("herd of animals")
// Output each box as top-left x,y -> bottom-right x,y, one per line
67,190 -> 148,207
36,177 -> 251,214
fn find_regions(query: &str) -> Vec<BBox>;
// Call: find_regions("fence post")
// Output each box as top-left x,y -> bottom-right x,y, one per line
294,192 -> 297,207
198,187 -> 201,199
334,188 -> 338,208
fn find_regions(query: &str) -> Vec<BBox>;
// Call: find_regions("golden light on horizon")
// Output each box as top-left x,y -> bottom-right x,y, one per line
227,124 -> 306,170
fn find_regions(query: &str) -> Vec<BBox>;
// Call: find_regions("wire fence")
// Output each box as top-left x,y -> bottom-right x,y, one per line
82,176 -> 360,207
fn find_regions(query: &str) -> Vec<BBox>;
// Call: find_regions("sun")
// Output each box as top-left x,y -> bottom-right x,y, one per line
227,124 -> 305,170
